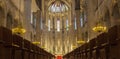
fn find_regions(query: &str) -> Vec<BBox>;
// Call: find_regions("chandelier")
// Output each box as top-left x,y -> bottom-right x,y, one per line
32,41 -> 40,45
12,25 -> 26,35
92,22 -> 107,32
48,0 -> 69,13
77,40 -> 85,44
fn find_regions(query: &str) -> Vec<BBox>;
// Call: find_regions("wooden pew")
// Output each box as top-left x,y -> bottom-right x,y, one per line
23,39 -> 31,59
86,43 -> 90,59
108,25 -> 120,44
0,41 -> 4,59
30,43 -> 35,59
0,27 -> 12,59
90,38 -> 98,59
34,45 -> 39,59
83,44 -> 87,59
77,48 -> 81,59
38,48 -> 43,59
80,45 -> 84,59
97,33 -> 109,59
75,49 -> 78,59
108,25 -> 120,59
118,39 -> 120,58
81,44 -> 87,59
77,47 -> 81,59
63,25 -> 120,59
12,35 -> 23,59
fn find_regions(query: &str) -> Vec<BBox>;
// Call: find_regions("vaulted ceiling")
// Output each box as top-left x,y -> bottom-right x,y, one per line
36,0 -> 81,10
35,0 -> 42,10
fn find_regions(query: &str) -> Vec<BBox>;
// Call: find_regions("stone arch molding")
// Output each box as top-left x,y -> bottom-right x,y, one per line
0,0 -> 7,27
6,11 -> 14,29
104,8 -> 111,28
111,3 -> 120,19
0,0 -> 22,26
111,3 -> 120,25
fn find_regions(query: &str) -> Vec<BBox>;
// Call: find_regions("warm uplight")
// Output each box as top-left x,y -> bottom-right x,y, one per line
57,56 -> 62,59
32,42 -> 40,45
92,25 -> 107,32
12,27 -> 26,35
72,45 -> 76,49
77,40 -> 85,44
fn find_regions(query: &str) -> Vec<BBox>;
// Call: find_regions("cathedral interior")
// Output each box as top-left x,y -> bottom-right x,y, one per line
0,0 -> 120,59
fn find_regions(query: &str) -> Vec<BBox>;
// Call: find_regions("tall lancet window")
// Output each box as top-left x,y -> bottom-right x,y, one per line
57,20 -> 60,32
74,17 -> 77,30
33,17 -> 36,28
48,20 -> 51,31
80,15 -> 83,27
40,17 -> 43,30
30,13 -> 33,24
66,19 -> 69,31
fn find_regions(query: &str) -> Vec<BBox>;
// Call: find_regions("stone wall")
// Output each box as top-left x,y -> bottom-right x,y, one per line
83,0 -> 120,40
0,0 -> 37,41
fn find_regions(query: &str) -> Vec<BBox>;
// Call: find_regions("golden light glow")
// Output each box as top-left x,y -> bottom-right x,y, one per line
72,45 -> 77,49
77,40 -> 85,44
92,25 -> 107,32
12,27 -> 26,35
42,46 -> 46,49
32,42 -> 40,45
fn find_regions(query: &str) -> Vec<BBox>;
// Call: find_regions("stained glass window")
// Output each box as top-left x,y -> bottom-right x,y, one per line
33,18 -> 36,28
40,18 -> 43,30
80,15 -> 83,27
30,13 -> 33,24
66,19 -> 69,31
48,1 -> 69,13
57,20 -> 60,32
74,17 -> 77,30
48,20 -> 51,31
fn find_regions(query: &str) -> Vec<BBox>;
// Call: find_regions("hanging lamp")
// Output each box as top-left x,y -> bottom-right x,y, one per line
92,21 -> 107,32
12,25 -> 26,35
32,41 -> 40,45
77,40 -> 85,44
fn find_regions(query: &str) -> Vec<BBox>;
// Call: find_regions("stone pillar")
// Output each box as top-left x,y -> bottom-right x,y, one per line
24,0 -> 31,20
23,0 -> 32,40
86,0 -> 98,40
35,10 -> 41,44
76,10 -> 82,46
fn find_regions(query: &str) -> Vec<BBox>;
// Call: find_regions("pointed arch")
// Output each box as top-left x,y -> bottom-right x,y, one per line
104,8 -> 111,28
0,0 -> 7,27
112,3 -> 120,20
6,12 -> 13,29
111,3 -> 120,25
47,0 -> 71,11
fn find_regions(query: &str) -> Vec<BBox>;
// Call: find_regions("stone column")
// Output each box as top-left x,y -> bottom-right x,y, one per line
75,10 -> 82,46
35,10 -> 41,43
23,0 -> 32,40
